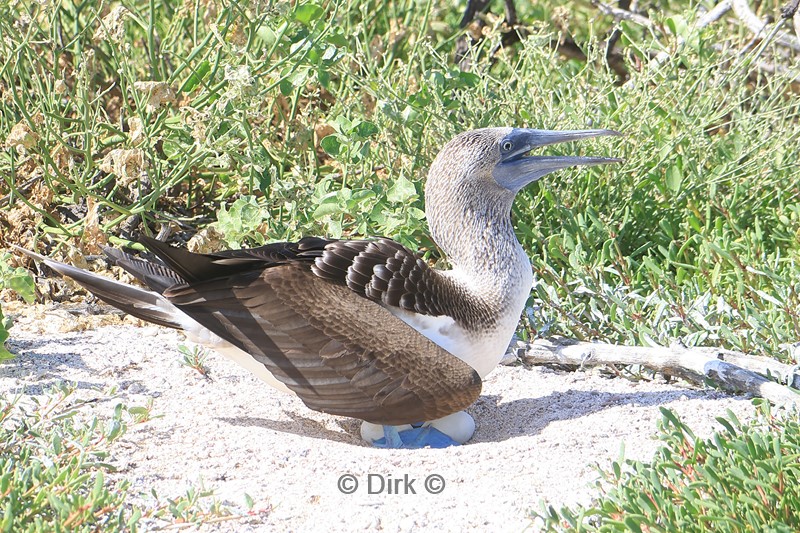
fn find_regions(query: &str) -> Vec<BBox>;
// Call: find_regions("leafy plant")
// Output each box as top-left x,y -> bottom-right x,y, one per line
0,252 -> 35,360
532,403 -> 800,532
155,485 -> 230,525
0,383 -> 242,531
214,196 -> 267,249
178,343 -> 213,380
0,383 -> 142,531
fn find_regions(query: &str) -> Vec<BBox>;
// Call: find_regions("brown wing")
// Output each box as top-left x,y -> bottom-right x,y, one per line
163,264 -> 482,425
311,238 -> 485,323
136,235 -> 493,328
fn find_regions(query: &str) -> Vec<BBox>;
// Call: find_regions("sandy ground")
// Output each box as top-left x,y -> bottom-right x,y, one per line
1,303 -> 757,532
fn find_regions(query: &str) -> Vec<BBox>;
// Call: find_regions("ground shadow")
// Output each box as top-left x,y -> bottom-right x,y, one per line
218,411 -> 361,445
217,386 -> 709,447
4,331 -> 722,447
469,388 -> 703,443
3,335 -> 94,375
1,334 -> 160,396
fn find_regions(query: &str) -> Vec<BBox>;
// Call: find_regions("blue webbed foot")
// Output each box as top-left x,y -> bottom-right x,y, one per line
371,423 -> 461,449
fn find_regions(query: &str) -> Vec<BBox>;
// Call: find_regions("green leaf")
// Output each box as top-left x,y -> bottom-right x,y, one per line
353,120 -> 378,139
287,68 -> 308,88
407,207 -> 426,220
386,176 -> 417,203
256,24 -> 278,47
332,115 -> 353,133
327,30 -> 348,47
215,197 -> 265,248
279,79 -> 293,96
179,60 -> 211,93
457,71 -> 480,87
320,135 -> 341,157
327,218 -> 342,239
666,165 -> 682,193
8,273 -> 34,304
312,193 -> 343,218
0,253 -> 35,303
92,471 -> 104,500
665,15 -> 688,38
294,3 -> 324,25
317,68 -> 330,88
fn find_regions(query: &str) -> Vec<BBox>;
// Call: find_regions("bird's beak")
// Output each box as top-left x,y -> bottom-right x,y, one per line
493,128 -> 622,192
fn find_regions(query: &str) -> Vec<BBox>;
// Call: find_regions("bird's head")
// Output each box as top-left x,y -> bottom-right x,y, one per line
425,127 -> 620,265
427,126 -> 621,196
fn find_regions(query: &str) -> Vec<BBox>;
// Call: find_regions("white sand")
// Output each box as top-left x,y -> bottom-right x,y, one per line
1,306 -> 756,531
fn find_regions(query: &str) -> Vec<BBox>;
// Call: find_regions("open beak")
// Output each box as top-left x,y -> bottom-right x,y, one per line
493,128 -> 622,192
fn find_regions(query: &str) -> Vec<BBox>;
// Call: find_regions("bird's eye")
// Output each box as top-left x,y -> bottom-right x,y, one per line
502,140 -> 513,152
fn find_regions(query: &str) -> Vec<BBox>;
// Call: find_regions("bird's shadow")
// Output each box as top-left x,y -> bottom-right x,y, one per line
1,337 -> 102,394
217,387 -> 701,447
1,336 -> 152,396
4,336 -> 92,369
5,335 -> 707,446
469,388 -> 695,443
218,412 -> 361,445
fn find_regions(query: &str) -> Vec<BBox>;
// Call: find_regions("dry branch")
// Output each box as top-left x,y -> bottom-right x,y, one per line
619,1 -> 733,88
593,1 -> 654,28
794,10 -> 800,38
731,0 -> 800,52
509,337 -> 800,407
611,0 -> 800,87
704,360 -> 800,407
651,1 -> 734,67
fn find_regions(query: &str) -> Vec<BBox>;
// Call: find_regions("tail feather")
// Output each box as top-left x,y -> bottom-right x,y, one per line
138,235 -> 234,282
12,245 -> 184,330
103,247 -> 184,294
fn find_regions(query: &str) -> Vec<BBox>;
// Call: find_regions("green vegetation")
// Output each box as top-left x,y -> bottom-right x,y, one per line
0,253 -> 34,359
534,403 -> 800,532
1,0 -> 799,530
2,0 -> 798,359
178,343 -> 212,379
0,383 -> 233,531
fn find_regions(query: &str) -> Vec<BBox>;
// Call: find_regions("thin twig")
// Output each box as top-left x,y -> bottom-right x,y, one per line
651,1 -> 734,67
620,1 -> 733,88
593,1 -> 654,28
699,0 -> 734,27
731,0 -> 800,52
0,175 -> 40,208
708,42 -> 800,83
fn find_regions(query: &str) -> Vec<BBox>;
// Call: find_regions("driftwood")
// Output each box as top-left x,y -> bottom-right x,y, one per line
507,337 -> 800,408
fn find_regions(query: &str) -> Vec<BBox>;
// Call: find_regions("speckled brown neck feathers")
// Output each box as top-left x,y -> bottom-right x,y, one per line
424,128 -> 532,329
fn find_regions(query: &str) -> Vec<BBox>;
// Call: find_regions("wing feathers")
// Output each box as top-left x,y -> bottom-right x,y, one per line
18,234 -> 484,426
309,238 -> 492,326
164,264 -> 480,424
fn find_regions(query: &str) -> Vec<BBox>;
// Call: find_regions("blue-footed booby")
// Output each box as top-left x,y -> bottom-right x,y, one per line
16,127 -> 619,448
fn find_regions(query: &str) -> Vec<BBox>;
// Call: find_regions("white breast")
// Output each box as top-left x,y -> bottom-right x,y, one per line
388,308 -> 518,379
388,257 -> 532,379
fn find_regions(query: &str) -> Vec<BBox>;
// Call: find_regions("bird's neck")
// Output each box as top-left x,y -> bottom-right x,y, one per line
427,181 -> 532,308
